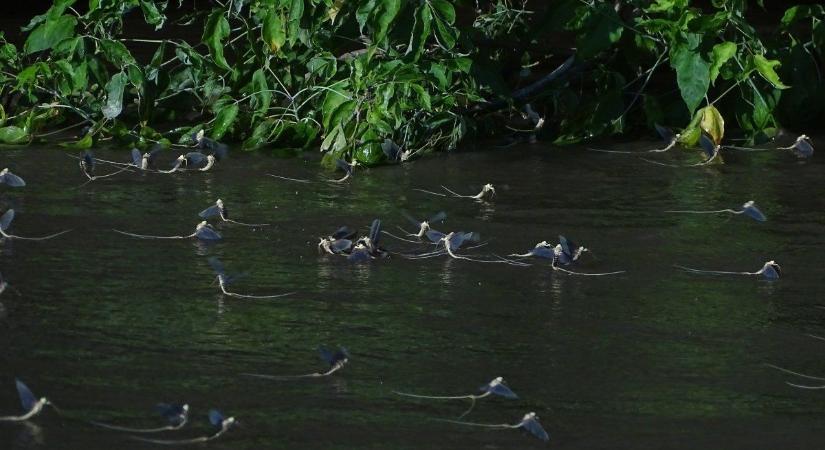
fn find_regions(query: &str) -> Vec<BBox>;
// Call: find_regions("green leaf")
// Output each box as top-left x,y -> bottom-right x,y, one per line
407,4 -> 432,61
102,72 -> 128,119
374,0 -> 401,43
670,34 -> 710,115
59,133 -> 94,149
0,126 -> 28,144
100,39 -> 136,67
709,41 -> 736,85
288,0 -> 305,45
752,54 -> 789,89
322,87 -> 351,130
203,10 -> 232,70
23,0 -> 76,32
320,124 -> 347,153
781,5 -> 824,28
576,4 -> 623,58
24,15 -> 77,54
356,0 -> 378,32
211,103 -> 239,140
140,0 -> 166,30
433,12 -> 457,50
249,68 -> 271,117
429,0 -> 456,24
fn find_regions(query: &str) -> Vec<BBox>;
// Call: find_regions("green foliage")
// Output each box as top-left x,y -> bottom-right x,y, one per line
0,1 -> 822,162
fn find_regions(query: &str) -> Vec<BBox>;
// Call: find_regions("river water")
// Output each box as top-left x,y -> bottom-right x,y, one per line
0,139 -> 824,449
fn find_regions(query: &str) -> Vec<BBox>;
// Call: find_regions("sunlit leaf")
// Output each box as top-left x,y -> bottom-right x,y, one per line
752,54 -> 789,89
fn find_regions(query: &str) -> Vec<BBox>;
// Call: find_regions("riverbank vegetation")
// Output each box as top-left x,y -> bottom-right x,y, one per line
0,1 -> 822,166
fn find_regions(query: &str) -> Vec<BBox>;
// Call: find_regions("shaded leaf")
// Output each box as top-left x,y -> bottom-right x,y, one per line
102,72 -> 128,119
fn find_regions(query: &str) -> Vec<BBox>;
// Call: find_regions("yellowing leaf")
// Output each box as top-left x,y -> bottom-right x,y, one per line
262,10 -> 286,53
699,105 -> 724,145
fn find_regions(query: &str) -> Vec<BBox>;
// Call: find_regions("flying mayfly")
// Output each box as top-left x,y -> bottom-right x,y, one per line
550,235 -> 626,276
199,199 -> 269,227
76,150 -> 133,184
395,376 -> 518,418
209,257 -> 293,299
318,226 -> 357,255
112,221 -> 222,241
588,124 -> 682,154
638,133 -> 721,168
437,411 -> 550,443
0,379 -> 55,422
90,403 -> 189,433
415,184 -> 496,201
0,209 -> 72,241
675,260 -> 780,281
347,219 -> 388,261
132,409 -> 236,445
242,346 -> 349,380
665,200 -> 767,222
725,134 -> 814,158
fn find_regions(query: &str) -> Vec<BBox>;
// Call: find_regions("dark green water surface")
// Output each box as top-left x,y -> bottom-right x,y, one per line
0,140 -> 824,449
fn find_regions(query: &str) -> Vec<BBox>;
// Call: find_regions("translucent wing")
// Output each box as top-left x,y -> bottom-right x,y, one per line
210,142 -> 229,161
131,148 -> 142,166
461,232 -> 480,243
83,151 -> 95,167
199,205 -> 221,219
332,226 -> 355,240
332,347 -> 349,364
208,257 -> 226,276
558,235 -> 578,259
348,248 -> 371,262
15,379 -> 38,413
654,124 -> 673,143
330,239 -> 353,253
185,152 -> 207,166
521,416 -> 550,442
741,202 -> 766,222
794,138 -> 814,158
318,346 -> 334,365
148,145 -> 164,163
1,171 -> 25,187
483,382 -> 518,399
195,226 -> 222,241
381,139 -> 401,160
369,219 -> 381,246
762,263 -> 781,280
336,159 -> 353,175
156,403 -> 186,424
426,230 -> 446,243
447,232 -> 466,251
0,209 -> 15,231
699,133 -> 716,159
401,211 -> 421,227
208,409 -> 225,427
428,211 -> 447,224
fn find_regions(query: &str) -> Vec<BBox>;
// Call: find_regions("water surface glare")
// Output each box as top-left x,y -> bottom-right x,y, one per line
1,141 -> 824,449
